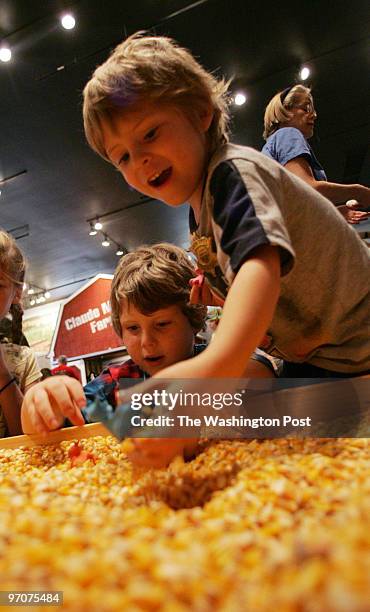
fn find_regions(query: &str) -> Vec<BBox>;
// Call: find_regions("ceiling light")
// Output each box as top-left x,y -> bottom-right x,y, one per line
234,92 -> 247,106
102,236 -> 110,247
89,222 -> 97,236
44,291 -> 51,299
30,298 -> 36,306
116,248 -> 124,256
299,66 -> 310,81
27,287 -> 34,295
61,14 -> 76,30
0,47 -> 12,63
94,220 -> 103,230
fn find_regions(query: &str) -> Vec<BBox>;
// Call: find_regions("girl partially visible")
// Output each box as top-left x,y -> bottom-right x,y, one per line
0,230 -> 41,436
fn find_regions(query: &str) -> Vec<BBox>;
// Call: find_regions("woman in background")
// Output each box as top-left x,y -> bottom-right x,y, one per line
262,85 -> 370,224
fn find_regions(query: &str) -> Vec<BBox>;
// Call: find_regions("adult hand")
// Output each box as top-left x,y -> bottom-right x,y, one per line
21,375 -> 86,434
338,200 -> 370,224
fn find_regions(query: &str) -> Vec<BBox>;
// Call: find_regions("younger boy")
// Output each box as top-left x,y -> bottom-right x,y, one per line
81,33 -> 370,464
21,243 -> 273,465
21,243 -> 207,439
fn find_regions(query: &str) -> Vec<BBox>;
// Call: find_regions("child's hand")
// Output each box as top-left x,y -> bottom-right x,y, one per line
121,438 -> 198,469
189,277 -> 225,307
21,376 -> 86,435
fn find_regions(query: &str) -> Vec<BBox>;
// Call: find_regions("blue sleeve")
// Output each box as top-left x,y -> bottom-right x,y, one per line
263,128 -> 312,166
210,161 -> 271,273
210,160 -> 294,275
83,371 -> 116,407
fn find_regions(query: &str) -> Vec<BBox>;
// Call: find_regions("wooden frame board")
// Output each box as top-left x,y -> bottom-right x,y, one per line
0,422 -> 110,450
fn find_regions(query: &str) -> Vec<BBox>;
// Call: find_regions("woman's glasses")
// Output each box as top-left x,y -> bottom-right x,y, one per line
293,101 -> 316,115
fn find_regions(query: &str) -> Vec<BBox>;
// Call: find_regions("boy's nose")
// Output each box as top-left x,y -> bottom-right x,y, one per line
134,150 -> 151,168
141,330 -> 157,348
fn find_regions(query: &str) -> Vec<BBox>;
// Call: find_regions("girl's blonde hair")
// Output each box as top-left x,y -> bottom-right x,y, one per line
263,84 -> 313,139
110,243 -> 207,338
83,32 -> 231,161
0,229 -> 26,344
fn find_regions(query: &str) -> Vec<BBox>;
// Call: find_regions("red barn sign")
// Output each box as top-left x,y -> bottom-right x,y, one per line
51,275 -> 122,359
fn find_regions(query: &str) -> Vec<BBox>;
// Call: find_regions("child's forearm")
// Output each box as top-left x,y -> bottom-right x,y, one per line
200,245 -> 281,377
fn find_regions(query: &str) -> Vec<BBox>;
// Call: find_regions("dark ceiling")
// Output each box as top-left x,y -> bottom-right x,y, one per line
1,0 -> 370,305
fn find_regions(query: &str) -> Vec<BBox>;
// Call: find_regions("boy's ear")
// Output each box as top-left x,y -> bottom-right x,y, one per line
197,104 -> 214,133
12,286 -> 22,305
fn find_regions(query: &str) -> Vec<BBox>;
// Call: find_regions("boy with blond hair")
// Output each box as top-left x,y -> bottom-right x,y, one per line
82,32 -> 370,374
80,32 -> 370,465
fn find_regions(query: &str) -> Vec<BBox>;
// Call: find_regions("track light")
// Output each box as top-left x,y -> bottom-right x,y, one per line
116,248 -> 124,256
27,287 -> 34,295
0,47 -> 12,62
102,235 -> 110,247
299,66 -> 310,81
61,14 -> 76,30
89,222 -> 97,236
234,92 -> 247,106
94,220 -> 103,230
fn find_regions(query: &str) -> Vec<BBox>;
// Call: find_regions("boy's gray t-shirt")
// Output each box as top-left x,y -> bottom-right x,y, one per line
189,144 -> 370,372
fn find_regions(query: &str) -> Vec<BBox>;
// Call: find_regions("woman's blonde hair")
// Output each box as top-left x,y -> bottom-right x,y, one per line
110,243 -> 207,338
0,229 -> 26,344
83,32 -> 231,161
263,84 -> 312,139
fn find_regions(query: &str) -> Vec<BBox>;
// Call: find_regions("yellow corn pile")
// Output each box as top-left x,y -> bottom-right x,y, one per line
0,437 -> 369,611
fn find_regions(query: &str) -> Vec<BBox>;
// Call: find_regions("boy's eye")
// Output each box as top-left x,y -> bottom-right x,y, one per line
144,127 -> 157,141
157,321 -> 171,328
118,152 -> 130,165
126,325 -> 139,332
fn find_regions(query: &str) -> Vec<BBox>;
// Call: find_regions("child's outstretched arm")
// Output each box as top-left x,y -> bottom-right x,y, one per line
21,376 -> 86,435
160,244 -> 281,379
204,244 -> 281,376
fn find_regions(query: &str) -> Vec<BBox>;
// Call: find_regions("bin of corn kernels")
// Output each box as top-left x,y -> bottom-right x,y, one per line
0,424 -> 369,612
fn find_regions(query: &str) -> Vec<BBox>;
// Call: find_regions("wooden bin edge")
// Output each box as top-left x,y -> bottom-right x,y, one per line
0,423 -> 110,449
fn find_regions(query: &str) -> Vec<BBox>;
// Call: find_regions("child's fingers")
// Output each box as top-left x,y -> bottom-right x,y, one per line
189,283 -> 202,304
49,380 -> 85,426
31,386 -> 65,431
28,400 -> 50,434
31,378 -> 84,429
190,281 -> 214,306
48,376 -> 86,409
43,376 -> 86,426
125,438 -> 188,468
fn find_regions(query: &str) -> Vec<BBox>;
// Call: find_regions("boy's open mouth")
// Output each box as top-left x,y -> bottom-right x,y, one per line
144,355 -> 164,364
148,167 -> 172,188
